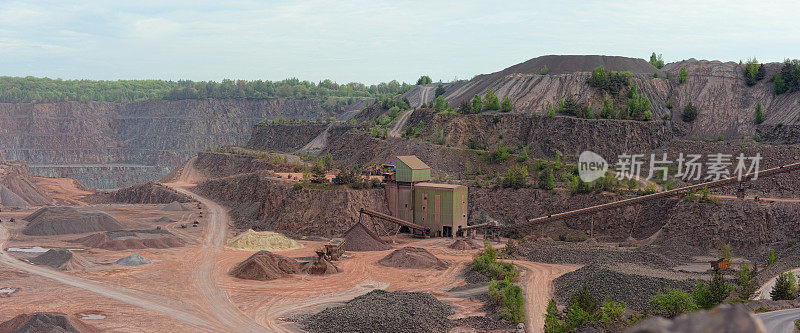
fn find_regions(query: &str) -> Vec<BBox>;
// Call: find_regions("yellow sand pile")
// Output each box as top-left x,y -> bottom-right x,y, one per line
227,230 -> 303,250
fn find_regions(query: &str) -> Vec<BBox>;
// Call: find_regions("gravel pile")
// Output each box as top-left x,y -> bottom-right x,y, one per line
162,201 -> 190,211
453,316 -> 515,331
116,254 -> 151,266
0,312 -> 100,333
299,289 -> 454,333
226,229 -> 303,250
22,206 -> 124,236
448,239 -> 482,250
229,250 -> 301,281
515,239 -> 685,269
378,247 -> 448,270
553,264 -> 697,311
342,222 -> 391,252
29,249 -> 72,269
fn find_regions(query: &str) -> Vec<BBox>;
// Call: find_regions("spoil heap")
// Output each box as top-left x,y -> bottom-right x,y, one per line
229,250 -> 301,281
22,206 -> 124,236
162,201 -> 189,211
342,223 -> 391,252
0,184 -> 28,207
448,239 -> 482,250
116,254 -> 151,266
156,216 -> 176,223
28,249 -> 94,271
0,312 -> 100,333
300,289 -> 454,333
378,247 -> 448,270
226,230 -> 303,250
305,257 -> 341,275
73,230 -> 184,250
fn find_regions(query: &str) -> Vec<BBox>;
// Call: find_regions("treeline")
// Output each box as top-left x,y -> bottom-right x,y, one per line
0,76 -> 412,104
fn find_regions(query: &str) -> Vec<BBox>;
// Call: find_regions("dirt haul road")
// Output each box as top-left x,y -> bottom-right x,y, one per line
0,224 -> 214,331
168,183 -> 270,332
512,260 -> 575,333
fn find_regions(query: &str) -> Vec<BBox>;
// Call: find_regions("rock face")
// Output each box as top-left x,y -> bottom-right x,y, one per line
247,123 -> 330,152
626,304 -> 765,333
0,99 -> 335,189
195,172 -> 388,236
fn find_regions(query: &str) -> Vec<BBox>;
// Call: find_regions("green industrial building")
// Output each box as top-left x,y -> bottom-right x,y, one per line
386,156 -> 468,237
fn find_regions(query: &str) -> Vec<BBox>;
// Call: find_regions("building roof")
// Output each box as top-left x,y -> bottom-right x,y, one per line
415,182 -> 466,190
396,155 -> 430,170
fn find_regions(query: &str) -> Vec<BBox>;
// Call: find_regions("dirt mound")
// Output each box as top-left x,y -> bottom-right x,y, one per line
29,249 -> 72,269
116,254 -> 151,266
22,206 -> 124,236
342,223 -> 391,252
0,160 -> 53,206
502,55 -> 656,76
305,258 -> 341,275
299,289 -> 454,333
378,247 -> 448,270
28,249 -> 94,271
86,181 -> 191,204
0,184 -> 29,207
73,231 -> 184,250
162,201 -> 190,211
0,312 -> 100,333
229,250 -> 301,281
226,229 -> 303,250
156,216 -> 176,223
448,239 -> 481,250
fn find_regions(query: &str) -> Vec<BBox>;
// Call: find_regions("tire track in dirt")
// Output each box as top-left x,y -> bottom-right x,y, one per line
169,184 -> 269,332
511,260 -> 575,333
0,224 -> 214,330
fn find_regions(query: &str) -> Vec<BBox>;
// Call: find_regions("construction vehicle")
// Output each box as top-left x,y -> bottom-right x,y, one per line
711,258 -> 730,271
315,238 -> 345,261
364,164 -> 396,177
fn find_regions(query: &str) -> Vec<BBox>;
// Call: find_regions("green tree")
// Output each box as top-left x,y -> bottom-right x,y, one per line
539,65 -> 549,75
744,58 -> 765,86
769,249 -> 778,266
544,299 -> 564,333
692,280 -> 714,309
484,89 -> 500,110
502,165 -> 528,189
539,167 -> 555,190
570,284 -> 599,314
771,271 -> 798,301
310,161 -> 327,183
755,102 -> 765,124
416,75 -> 432,85
649,287 -> 699,318
599,96 -> 615,119
472,94 -> 483,114
720,243 -> 733,261
682,102 -> 698,122
708,271 -> 733,305
775,73 -> 788,94
501,97 -> 512,112
433,95 -> 448,111
434,84 -> 445,97
649,52 -> 665,69
735,264 -> 759,302
679,66 -> 688,84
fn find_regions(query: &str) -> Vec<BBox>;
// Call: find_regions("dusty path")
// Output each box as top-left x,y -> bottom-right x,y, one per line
0,224 -> 214,331
512,260 -> 576,333
168,184 -> 269,332
757,307 -> 800,333
388,110 -> 413,138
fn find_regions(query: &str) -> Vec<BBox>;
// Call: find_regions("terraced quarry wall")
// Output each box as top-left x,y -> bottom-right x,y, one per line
246,123 -> 330,152
0,99 -> 332,188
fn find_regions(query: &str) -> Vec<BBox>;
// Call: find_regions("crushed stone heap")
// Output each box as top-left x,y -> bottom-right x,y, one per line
378,247 -> 448,270
22,206 -> 124,236
342,223 -> 391,252
226,229 -> 303,250
229,250 -> 301,281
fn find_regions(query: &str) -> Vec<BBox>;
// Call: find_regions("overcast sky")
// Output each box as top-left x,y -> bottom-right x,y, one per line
2,0 -> 799,84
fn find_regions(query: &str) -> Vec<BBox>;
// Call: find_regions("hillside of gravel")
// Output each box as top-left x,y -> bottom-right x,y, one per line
86,181 -> 191,204
299,289 -> 454,333
553,264 -> 697,311
513,238 -> 688,268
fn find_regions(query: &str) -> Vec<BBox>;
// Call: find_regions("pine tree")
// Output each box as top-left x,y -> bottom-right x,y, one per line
755,102 -> 765,124
679,67 -> 688,84
771,272 -> 798,300
501,97 -> 512,112
471,94 -> 482,114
